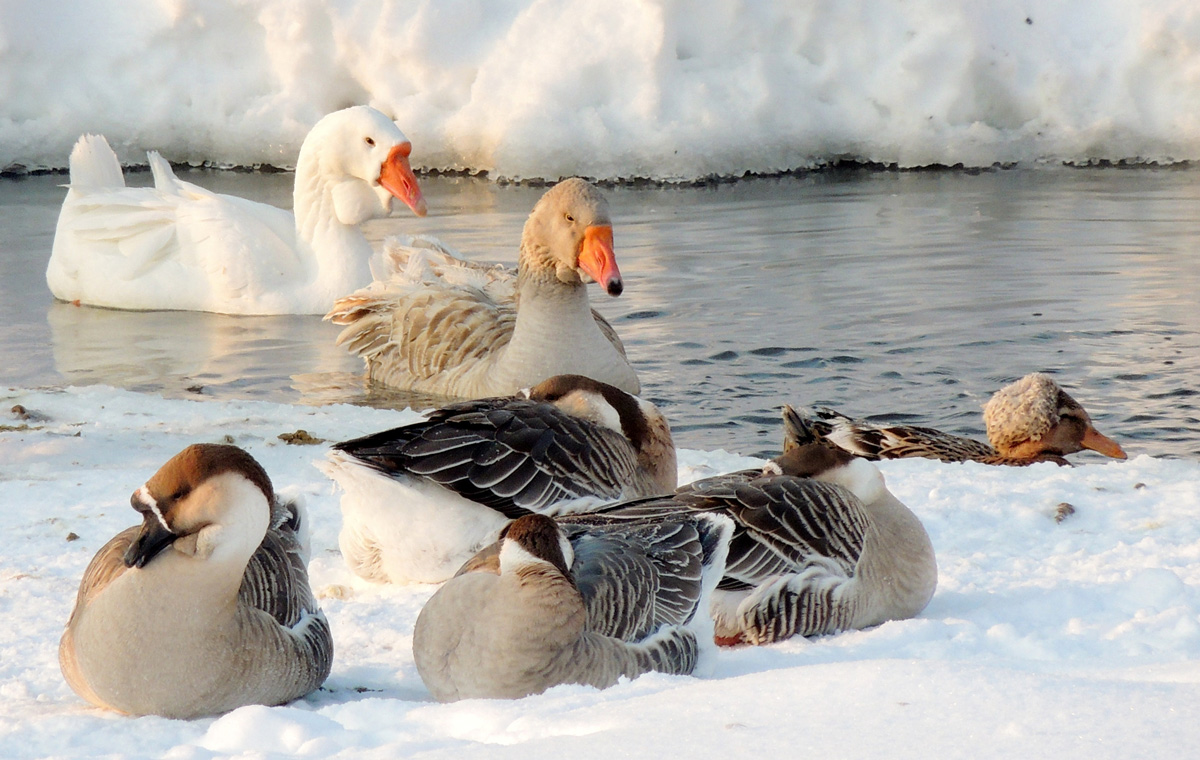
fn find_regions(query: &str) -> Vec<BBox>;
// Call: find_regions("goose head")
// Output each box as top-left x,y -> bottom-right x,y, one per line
498,514 -> 575,580
123,444 -> 274,569
767,442 -> 888,506
527,374 -> 677,493
299,106 -> 427,227
520,178 -> 623,296
983,373 -> 1127,462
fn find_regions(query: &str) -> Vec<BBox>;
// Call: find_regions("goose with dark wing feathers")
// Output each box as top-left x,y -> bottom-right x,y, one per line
412,512 -> 731,701
318,374 -> 676,584
588,412 -> 937,645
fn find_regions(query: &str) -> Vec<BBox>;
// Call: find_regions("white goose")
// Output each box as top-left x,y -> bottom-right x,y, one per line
59,444 -> 332,719
412,512 -> 731,701
318,374 -> 676,585
325,177 -> 639,397
591,408 -> 938,645
47,106 -> 426,315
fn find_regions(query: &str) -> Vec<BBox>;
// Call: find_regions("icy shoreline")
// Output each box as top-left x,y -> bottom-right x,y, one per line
2,385 -> 1199,758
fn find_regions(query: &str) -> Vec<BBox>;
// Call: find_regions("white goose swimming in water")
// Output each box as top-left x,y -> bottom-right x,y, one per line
47,105 -> 426,315
325,177 -> 639,397
412,512 -> 731,701
59,444 -> 332,719
798,373 -> 1127,466
319,374 -> 676,585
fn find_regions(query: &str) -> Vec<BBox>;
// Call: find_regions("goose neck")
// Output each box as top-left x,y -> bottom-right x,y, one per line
292,158 -> 373,299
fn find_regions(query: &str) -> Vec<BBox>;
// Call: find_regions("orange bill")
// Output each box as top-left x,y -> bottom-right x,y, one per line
1081,425 -> 1127,459
379,142 -> 427,217
578,224 -> 623,297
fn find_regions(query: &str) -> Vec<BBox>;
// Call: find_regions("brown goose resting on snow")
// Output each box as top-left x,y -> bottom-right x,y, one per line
59,444 -> 332,718
412,512 -> 731,701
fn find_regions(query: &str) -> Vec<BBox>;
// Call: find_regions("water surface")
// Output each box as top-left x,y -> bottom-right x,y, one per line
2,167 -> 1197,459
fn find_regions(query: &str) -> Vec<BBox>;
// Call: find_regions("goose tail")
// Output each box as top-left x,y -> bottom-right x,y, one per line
67,134 -> 125,191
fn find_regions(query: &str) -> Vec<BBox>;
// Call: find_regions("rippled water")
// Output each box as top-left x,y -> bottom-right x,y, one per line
2,167 -> 1198,459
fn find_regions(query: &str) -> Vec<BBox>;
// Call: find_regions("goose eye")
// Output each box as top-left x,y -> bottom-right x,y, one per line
564,213 -> 575,223
365,137 -> 376,147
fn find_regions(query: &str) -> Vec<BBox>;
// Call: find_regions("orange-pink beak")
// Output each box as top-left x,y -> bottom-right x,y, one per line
1081,425 -> 1127,459
379,142 -> 427,217
578,224 -> 623,297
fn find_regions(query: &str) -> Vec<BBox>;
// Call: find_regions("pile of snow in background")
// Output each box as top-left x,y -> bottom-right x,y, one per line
2,385 -> 1199,759
2,0 -> 1200,180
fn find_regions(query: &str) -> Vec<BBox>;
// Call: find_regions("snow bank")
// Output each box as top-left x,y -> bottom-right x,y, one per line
3,1 -> 1199,180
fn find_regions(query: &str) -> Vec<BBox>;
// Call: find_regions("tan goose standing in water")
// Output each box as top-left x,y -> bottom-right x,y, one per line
326,177 -> 639,398
318,374 -> 676,585
587,408 -> 937,646
412,512 -> 732,701
59,444 -> 332,719
799,373 -> 1126,465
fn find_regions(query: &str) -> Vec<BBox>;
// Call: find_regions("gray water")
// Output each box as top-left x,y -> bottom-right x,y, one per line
2,167 -> 1198,459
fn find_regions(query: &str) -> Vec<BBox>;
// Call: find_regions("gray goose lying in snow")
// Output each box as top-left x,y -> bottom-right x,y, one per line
318,374 -> 676,584
412,512 -> 731,701
798,373 -> 1126,466
326,177 -> 639,397
589,408 -> 937,645
59,444 -> 332,719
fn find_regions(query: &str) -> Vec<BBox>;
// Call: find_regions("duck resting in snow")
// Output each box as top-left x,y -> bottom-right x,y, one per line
325,177 -> 639,398
795,373 -> 1126,466
47,105 -> 426,315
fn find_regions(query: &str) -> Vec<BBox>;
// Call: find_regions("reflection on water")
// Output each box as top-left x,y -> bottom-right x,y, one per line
2,167 -> 1198,459
45,302 -> 360,402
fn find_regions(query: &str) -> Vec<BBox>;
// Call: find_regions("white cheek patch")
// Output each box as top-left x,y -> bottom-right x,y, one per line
554,391 -> 623,436
499,540 -> 546,575
587,394 -> 623,435
135,485 -> 171,532
831,458 -> 887,505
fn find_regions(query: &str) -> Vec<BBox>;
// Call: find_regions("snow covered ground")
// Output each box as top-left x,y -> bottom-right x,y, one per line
2,385 -> 1199,759
3,1 -> 1200,179
3,0 -> 1200,756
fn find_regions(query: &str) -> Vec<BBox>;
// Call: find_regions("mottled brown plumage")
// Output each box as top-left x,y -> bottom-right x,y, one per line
794,373 -> 1126,466
326,178 -> 638,397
